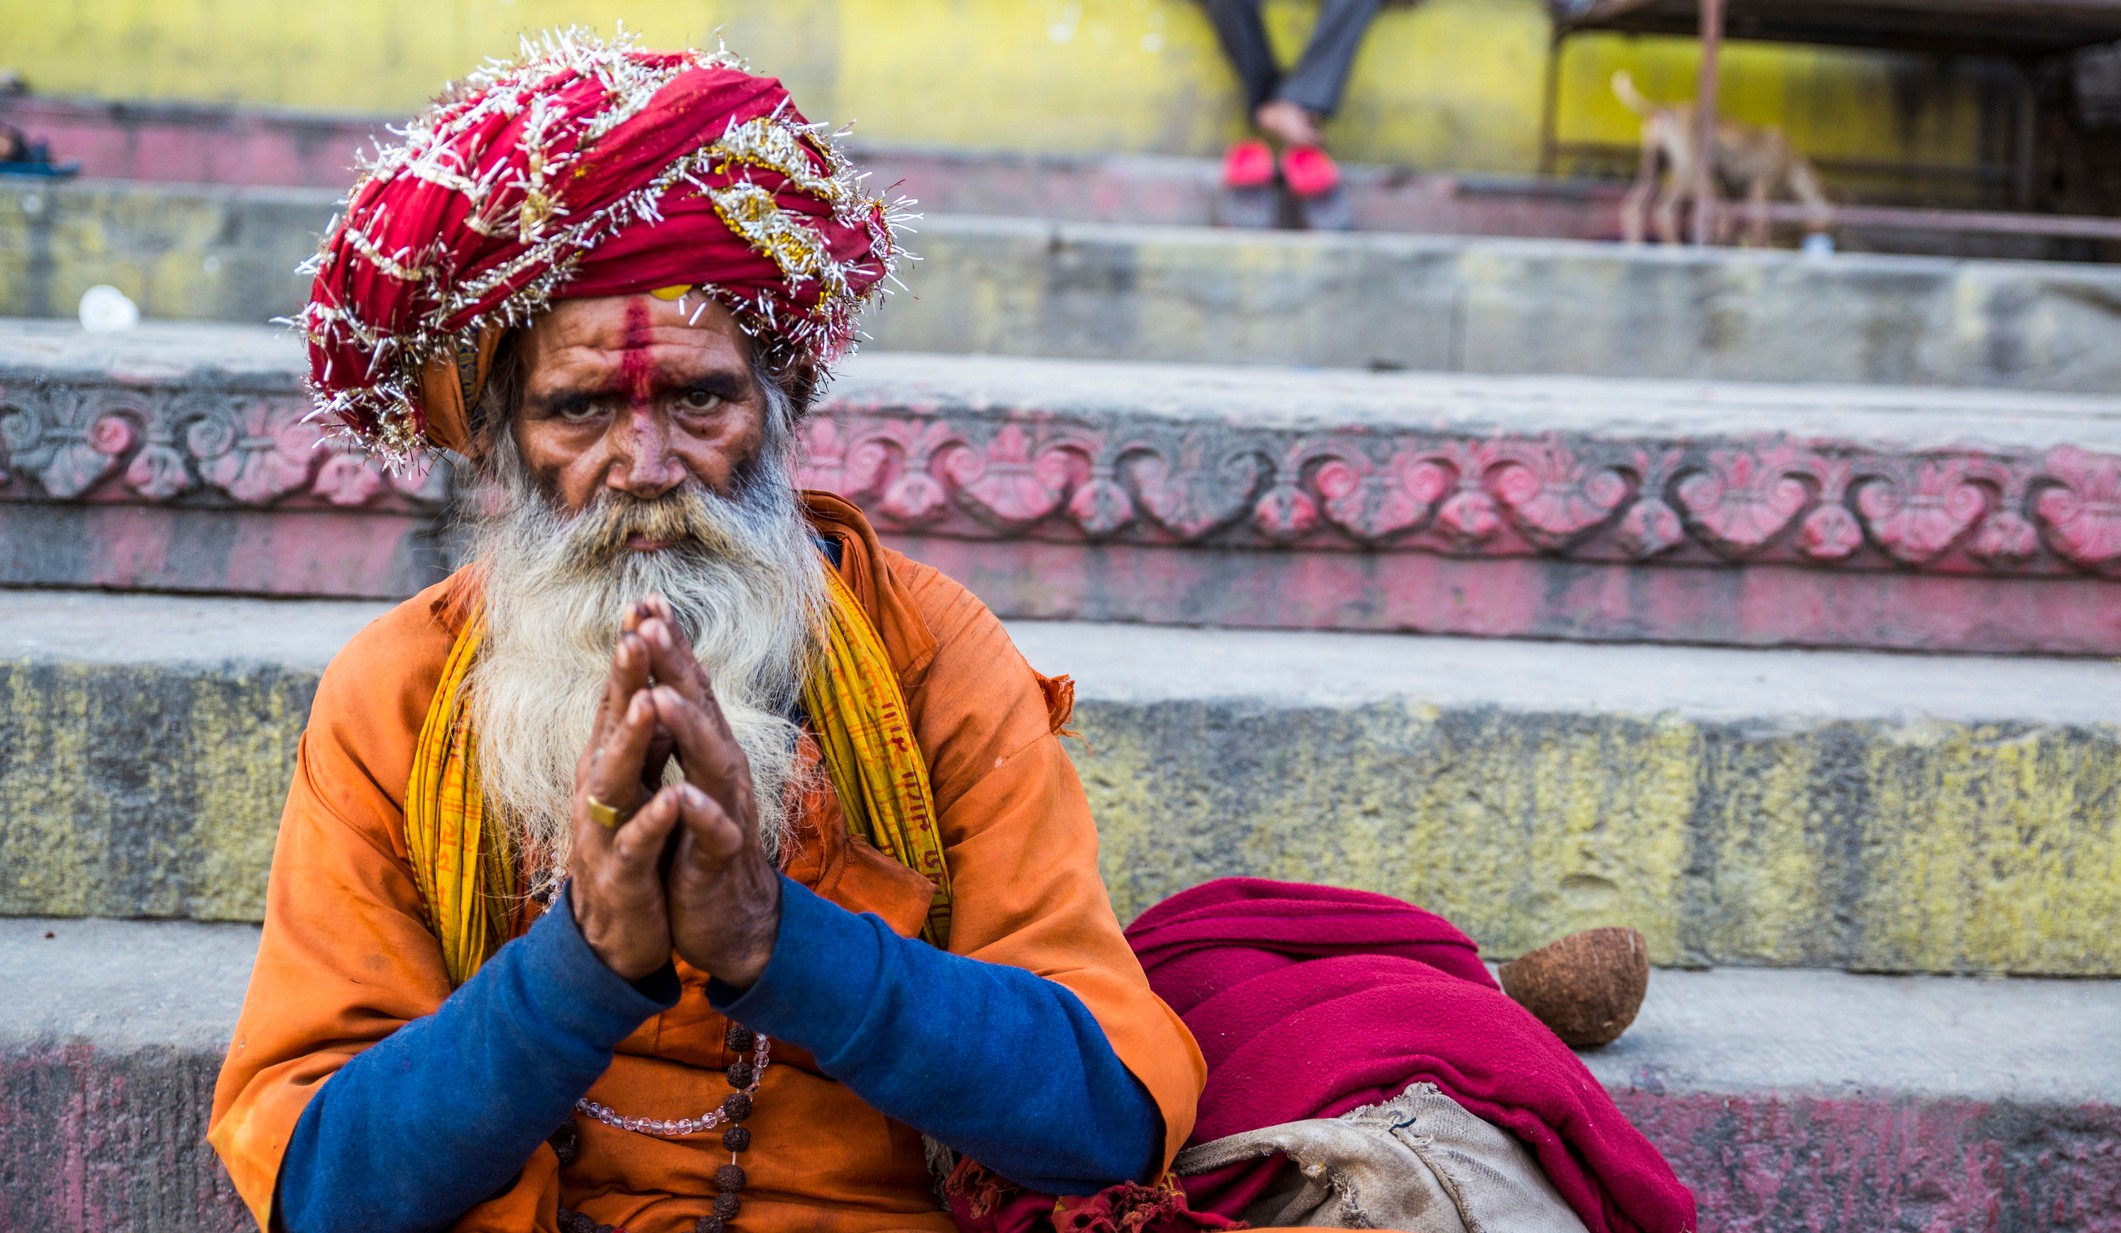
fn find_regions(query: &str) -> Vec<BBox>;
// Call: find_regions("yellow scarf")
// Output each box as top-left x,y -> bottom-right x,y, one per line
405,562 -> 953,987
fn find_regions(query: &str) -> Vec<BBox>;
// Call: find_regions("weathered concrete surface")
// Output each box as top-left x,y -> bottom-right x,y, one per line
4,591 -> 2118,976
5,93 -> 2084,262
879,216 -> 2121,392
1023,620 -> 2121,976
10,321 -> 2121,653
1583,967 -> 2121,1232
0,917 -> 255,1233
7,182 -> 2121,391
893,538 -> 2121,658
5,919 -> 2116,1233
0,502 -> 449,598
0,181 -> 320,324
0,592 -> 376,922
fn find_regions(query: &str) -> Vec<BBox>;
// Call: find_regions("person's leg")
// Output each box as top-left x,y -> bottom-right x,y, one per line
1199,0 -> 1282,114
1275,0 -> 1386,118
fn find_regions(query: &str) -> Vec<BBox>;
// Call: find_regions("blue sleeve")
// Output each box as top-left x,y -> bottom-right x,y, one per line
275,889 -> 679,1233
709,876 -> 1162,1195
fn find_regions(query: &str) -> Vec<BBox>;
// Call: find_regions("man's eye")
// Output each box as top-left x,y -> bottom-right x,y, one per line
678,389 -> 723,412
558,402 -> 606,423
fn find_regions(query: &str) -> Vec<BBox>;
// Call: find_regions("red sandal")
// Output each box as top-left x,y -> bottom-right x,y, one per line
1222,137 -> 1276,189
1218,138 -> 1277,229
1281,144 -> 1352,230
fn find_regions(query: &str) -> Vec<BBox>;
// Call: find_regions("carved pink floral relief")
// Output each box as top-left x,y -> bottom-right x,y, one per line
1487,441 -> 1630,548
797,417 -> 895,502
1970,508 -> 2039,566
1797,503 -> 1864,562
1615,498 -> 1686,559
1313,447 -> 1448,543
0,394 -> 138,499
1253,479 -> 1320,539
1128,445 -> 1266,540
789,409 -> 2121,578
50,411 -> 138,499
0,380 -> 444,511
1436,486 -> 1501,542
1856,462 -> 1989,565
807,418 -> 970,526
1674,449 -> 1811,556
312,448 -> 392,507
942,423 -> 1079,528
8,378 -> 2121,584
189,399 -> 324,505
1066,467 -> 1136,536
2034,447 -> 2121,570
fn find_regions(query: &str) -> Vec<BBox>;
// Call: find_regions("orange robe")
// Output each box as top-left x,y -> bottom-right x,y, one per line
208,494 -> 1206,1233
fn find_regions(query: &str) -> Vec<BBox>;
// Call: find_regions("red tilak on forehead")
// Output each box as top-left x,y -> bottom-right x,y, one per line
619,299 -> 656,408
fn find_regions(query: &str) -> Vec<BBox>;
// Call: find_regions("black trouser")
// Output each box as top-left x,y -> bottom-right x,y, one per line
1200,0 -> 1384,118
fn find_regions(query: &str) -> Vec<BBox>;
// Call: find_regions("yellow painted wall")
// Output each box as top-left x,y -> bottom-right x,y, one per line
1,0 -> 1999,185
1553,33 -> 2011,194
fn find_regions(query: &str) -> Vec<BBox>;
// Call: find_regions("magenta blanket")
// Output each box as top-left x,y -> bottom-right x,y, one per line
1126,878 -> 1696,1233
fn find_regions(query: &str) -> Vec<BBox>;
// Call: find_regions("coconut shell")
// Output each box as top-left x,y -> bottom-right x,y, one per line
1497,926 -> 1649,1049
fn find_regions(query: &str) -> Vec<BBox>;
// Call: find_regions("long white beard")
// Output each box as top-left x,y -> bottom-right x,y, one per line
464,420 -> 826,900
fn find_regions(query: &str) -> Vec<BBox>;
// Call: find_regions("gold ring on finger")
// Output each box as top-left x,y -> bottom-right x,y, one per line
586,795 -> 631,830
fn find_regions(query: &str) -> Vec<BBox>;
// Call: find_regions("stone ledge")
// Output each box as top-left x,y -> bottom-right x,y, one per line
4,918 -> 2115,1233
7,182 -> 2121,391
7,323 -> 2121,651
1590,967 -> 2121,1226
3,591 -> 2117,976
0,917 -> 254,1233
7,95 -> 2092,262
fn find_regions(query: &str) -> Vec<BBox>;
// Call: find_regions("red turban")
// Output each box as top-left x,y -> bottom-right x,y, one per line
300,31 -> 905,467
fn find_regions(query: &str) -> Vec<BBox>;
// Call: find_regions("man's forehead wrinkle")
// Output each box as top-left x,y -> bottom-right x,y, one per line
526,349 -> 753,396
527,305 -> 749,366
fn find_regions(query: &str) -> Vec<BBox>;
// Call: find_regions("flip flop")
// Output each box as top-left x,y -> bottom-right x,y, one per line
1222,138 -> 1275,189
1218,138 -> 1278,229
1281,144 -> 1352,231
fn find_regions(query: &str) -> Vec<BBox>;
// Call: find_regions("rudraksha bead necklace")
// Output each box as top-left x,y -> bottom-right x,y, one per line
694,1024 -> 759,1233
552,1023 -> 767,1233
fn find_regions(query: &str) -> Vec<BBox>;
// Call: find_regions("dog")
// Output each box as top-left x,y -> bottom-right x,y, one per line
1611,70 -> 1833,247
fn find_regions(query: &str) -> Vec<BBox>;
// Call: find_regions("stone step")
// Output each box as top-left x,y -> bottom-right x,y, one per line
7,96 -> 2101,264
4,916 -> 2114,1232
0,917 -> 255,1232
0,320 -> 453,602
819,352 -> 2121,656
8,320 -> 2121,655
6,180 -> 2121,392
4,589 -> 2116,977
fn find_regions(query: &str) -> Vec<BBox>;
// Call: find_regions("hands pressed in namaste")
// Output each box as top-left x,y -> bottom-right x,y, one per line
569,593 -> 783,985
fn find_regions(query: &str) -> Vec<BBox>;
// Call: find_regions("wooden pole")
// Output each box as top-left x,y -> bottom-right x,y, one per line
1690,0 -> 1725,245
2011,59 -> 2038,210
1538,29 -> 1565,177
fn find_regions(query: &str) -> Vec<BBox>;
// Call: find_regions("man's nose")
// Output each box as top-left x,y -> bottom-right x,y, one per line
606,405 -> 686,499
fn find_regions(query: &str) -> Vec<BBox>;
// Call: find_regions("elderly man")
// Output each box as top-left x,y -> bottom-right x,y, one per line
209,31 -> 1703,1233
208,34 -> 1203,1233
